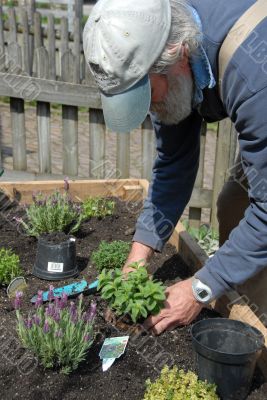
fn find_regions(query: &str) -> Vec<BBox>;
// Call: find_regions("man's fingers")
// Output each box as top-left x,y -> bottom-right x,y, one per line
143,311 -> 165,331
150,319 -> 179,336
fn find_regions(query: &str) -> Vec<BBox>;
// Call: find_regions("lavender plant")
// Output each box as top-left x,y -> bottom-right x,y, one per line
98,262 -> 166,323
17,179 -> 83,237
14,288 -> 96,374
0,248 -> 23,285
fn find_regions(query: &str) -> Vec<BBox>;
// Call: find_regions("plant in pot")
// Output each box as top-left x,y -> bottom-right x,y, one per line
97,262 -> 166,329
143,365 -> 219,400
0,248 -> 23,286
16,179 -> 84,280
14,289 -> 96,374
91,240 -> 131,272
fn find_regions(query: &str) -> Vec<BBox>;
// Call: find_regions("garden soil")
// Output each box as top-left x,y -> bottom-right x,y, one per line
0,199 -> 265,400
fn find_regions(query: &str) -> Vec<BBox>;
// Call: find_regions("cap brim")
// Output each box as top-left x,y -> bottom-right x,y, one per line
101,75 -> 151,133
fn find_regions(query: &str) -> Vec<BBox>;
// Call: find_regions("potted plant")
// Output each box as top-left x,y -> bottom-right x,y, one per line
0,248 -> 23,286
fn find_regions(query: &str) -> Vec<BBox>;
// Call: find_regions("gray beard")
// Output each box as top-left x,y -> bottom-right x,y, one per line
150,74 -> 193,125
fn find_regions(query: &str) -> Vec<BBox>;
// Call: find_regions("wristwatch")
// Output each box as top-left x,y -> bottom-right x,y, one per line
191,277 -> 213,304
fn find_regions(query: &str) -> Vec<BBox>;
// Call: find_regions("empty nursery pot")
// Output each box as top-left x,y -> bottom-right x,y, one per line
33,232 -> 78,280
191,318 -> 265,400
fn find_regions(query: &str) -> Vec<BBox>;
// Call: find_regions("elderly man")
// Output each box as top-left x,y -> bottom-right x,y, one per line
83,0 -> 267,334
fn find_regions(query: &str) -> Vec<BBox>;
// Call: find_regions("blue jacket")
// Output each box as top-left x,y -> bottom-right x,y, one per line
133,0 -> 267,299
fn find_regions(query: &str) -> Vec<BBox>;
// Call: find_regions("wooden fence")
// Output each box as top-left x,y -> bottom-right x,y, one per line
0,3 -> 238,229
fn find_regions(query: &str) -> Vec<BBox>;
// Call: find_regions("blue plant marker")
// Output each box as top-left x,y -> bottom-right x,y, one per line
0,169 -> 4,177
31,279 -> 99,303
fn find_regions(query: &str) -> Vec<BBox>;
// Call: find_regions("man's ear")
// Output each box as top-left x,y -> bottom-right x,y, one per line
168,44 -> 190,75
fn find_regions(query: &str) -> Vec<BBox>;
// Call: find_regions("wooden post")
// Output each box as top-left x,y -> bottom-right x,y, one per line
189,121 -> 207,228
211,119 -> 238,229
89,109 -> 106,179
0,5 -> 5,72
141,116 -> 155,180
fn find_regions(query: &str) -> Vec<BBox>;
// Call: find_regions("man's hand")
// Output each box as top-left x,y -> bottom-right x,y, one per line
143,278 -> 204,335
122,241 -> 154,274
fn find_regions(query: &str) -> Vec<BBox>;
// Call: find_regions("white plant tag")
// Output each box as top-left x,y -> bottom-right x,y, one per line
47,262 -> 64,272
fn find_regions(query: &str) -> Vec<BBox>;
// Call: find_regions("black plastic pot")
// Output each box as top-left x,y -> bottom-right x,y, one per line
191,318 -> 264,400
33,233 -> 78,280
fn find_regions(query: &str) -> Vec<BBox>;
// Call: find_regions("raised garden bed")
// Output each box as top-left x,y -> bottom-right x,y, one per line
0,179 -> 266,399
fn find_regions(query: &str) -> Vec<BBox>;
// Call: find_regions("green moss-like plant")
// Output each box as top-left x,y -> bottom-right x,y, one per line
98,262 -> 166,323
91,240 -> 130,272
0,248 -> 23,285
143,366 -> 219,400
82,197 -> 115,219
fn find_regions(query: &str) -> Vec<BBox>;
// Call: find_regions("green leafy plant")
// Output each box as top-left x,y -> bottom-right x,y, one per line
0,248 -> 23,285
183,221 -> 219,257
16,180 -> 84,237
98,262 -> 166,323
14,289 -> 96,375
91,240 -> 130,272
143,366 -> 219,400
82,197 -> 115,219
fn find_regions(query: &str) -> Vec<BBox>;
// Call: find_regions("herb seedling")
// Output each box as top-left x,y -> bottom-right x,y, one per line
92,240 -> 130,272
15,289 -> 96,374
0,248 -> 23,285
183,221 -> 219,256
82,197 -> 115,218
144,366 -> 219,400
98,262 -> 166,323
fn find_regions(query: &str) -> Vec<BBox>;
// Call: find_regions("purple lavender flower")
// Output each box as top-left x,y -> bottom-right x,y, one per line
64,177 -> 70,192
60,292 -> 68,308
70,307 -> 78,324
53,309 -> 61,323
86,302 -> 97,323
33,314 -> 41,326
43,320 -> 50,334
46,303 -> 55,317
24,318 -> 33,329
55,329 -> 63,338
48,285 -> 55,301
14,291 -> 23,310
35,290 -> 43,308
83,333 -> 91,342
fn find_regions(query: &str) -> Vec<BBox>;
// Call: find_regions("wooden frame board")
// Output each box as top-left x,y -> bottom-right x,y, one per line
1,177 -> 267,378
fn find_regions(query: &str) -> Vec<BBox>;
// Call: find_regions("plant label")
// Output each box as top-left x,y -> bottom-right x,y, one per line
7,277 -> 27,298
99,336 -> 129,372
47,262 -> 64,272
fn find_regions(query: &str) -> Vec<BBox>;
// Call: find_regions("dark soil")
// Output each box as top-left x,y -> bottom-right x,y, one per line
40,232 -> 74,245
0,198 -> 265,400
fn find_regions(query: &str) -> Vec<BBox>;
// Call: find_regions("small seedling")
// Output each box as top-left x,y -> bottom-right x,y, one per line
0,248 -> 23,285
143,366 -> 219,400
183,221 -> 219,256
15,290 -> 96,375
91,240 -> 130,272
82,197 -> 115,219
98,262 -> 166,323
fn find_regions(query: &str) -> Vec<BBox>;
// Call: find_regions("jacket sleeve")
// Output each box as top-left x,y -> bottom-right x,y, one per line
133,110 -> 202,251
196,87 -> 267,298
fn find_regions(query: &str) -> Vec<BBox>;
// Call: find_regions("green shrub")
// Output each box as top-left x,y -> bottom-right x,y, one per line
144,366 -> 219,400
91,240 -> 130,272
98,262 -> 166,323
17,190 -> 84,237
0,248 -> 23,285
15,290 -> 96,375
82,197 -> 115,219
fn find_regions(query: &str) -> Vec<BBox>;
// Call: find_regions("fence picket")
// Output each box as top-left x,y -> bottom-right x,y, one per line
141,116 -> 155,180
21,8 -> 31,75
116,134 -> 130,178
89,109 -> 106,179
36,47 -> 51,174
48,15 -> 56,81
0,5 -> 5,72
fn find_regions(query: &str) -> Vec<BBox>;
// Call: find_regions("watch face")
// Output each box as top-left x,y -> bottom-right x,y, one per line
198,289 -> 208,299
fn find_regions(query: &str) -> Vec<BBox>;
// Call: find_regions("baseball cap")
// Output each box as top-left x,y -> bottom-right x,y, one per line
83,0 -> 171,133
